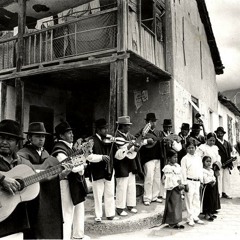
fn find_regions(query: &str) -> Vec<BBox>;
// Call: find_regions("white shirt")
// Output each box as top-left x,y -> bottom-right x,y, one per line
181,153 -> 203,184
203,168 -> 216,184
162,163 -> 183,190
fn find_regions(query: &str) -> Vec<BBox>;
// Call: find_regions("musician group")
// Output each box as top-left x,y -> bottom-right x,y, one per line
0,112 -> 240,239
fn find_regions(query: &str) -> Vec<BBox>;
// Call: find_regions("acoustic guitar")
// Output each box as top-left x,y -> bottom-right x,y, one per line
0,140 -> 94,223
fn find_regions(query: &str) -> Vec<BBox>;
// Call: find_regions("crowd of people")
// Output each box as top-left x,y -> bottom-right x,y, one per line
0,113 -> 239,239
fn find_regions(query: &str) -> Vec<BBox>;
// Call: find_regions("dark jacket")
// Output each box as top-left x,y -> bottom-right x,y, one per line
0,153 -> 33,238
17,144 -> 63,239
114,131 -> 143,178
88,135 -> 113,181
215,139 -> 233,169
52,141 -> 88,205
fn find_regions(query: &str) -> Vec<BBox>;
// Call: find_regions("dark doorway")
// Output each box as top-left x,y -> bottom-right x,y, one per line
29,105 -> 54,153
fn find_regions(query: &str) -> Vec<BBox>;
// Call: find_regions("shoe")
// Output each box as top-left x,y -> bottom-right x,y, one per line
222,193 -> 232,199
210,214 -> 217,219
194,219 -> 204,224
169,224 -> 185,229
130,208 -> 138,213
187,221 -> 195,226
152,198 -> 163,203
107,216 -> 119,220
204,215 -> 214,222
95,217 -> 102,223
119,210 -> 128,216
144,201 -> 150,206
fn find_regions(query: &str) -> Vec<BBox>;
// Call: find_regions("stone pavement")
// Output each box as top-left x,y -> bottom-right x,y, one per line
85,165 -> 240,239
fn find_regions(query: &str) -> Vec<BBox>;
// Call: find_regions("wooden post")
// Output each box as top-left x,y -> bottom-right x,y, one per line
1,82 -> 7,120
117,0 -> 128,52
15,0 -> 26,142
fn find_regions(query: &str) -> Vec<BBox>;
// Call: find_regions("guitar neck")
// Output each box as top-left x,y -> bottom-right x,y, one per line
23,164 -> 63,187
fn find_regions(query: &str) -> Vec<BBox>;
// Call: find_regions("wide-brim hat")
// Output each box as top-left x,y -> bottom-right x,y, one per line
24,122 -> 51,135
0,119 -> 24,140
95,118 -> 108,129
191,123 -> 202,130
163,119 -> 172,127
116,116 -> 132,125
181,123 -> 190,130
214,126 -> 226,134
145,113 -> 157,121
55,121 -> 73,136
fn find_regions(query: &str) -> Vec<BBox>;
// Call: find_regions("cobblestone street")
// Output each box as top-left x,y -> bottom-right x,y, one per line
90,166 -> 240,240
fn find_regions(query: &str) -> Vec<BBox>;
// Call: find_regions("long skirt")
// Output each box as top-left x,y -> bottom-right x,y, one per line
212,175 -> 221,211
201,183 -> 215,214
162,187 -> 182,225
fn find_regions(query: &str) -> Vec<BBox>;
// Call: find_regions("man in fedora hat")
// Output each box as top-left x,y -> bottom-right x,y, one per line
135,113 -> 164,205
52,121 -> 90,240
0,119 -> 35,239
114,116 -> 143,216
86,118 -> 118,222
17,122 -> 64,239
214,127 -> 234,199
187,123 -> 205,146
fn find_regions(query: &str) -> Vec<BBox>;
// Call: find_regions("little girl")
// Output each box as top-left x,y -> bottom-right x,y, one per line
202,156 -> 216,221
162,149 -> 185,229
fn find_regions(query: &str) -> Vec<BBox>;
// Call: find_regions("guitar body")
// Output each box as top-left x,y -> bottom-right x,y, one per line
0,165 -> 40,223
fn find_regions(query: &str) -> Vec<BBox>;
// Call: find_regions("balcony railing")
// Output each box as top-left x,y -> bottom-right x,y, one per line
0,9 -> 117,71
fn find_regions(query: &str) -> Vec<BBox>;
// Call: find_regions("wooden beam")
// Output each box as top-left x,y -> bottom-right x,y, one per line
116,58 -> 128,117
1,82 -> 7,120
117,0 -> 128,52
109,61 -> 117,134
0,53 -> 130,81
15,0 -> 26,143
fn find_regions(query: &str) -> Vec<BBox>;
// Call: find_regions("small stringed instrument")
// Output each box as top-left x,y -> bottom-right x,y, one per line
0,140 -> 94,223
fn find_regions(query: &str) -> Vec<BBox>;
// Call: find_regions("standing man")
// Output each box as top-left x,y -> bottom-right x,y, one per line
0,119 -> 32,240
178,123 -> 190,163
52,121 -> 89,240
87,118 -> 118,222
187,123 -> 205,146
135,113 -> 163,206
114,116 -> 142,216
17,122 -> 63,239
214,127 -> 234,199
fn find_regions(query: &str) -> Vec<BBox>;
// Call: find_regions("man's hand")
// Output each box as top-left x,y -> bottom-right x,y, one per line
59,163 -> 74,180
2,177 -> 21,195
147,138 -> 154,144
102,155 -> 110,163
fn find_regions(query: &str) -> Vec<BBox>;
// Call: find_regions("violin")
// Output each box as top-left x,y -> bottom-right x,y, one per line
103,134 -> 139,147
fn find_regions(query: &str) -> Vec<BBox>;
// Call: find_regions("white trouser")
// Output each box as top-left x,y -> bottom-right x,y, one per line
218,168 -> 231,195
184,180 -> 201,222
116,172 -> 136,209
60,180 -> 85,240
0,233 -> 23,240
143,159 -> 161,202
92,175 -> 115,218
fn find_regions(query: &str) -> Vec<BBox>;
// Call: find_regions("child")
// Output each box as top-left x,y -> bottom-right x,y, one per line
202,156 -> 216,221
162,150 -> 185,229
181,141 -> 204,226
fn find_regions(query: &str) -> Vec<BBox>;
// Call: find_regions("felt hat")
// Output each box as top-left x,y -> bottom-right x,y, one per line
145,113 -> 157,121
95,118 -> 108,129
163,119 -> 172,127
0,119 -> 24,140
191,123 -> 201,130
24,122 -> 51,135
214,126 -> 226,134
181,123 -> 190,130
117,116 -> 132,125
55,121 -> 73,137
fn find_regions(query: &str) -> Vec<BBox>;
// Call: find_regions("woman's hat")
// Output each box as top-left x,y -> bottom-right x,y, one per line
116,116 -> 132,125
163,119 -> 172,127
55,121 -> 73,137
24,122 -> 51,135
214,126 -> 226,134
95,118 -> 108,129
191,123 -> 201,130
181,123 -> 190,130
145,113 -> 157,121
0,119 -> 24,140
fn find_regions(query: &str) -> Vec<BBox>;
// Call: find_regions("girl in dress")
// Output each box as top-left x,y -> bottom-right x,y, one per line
162,149 -> 185,229
201,156 -> 216,221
